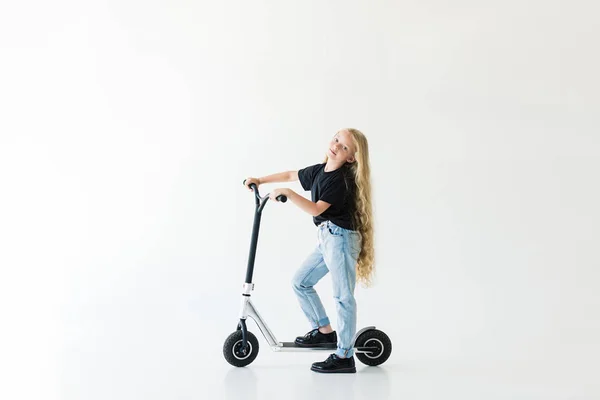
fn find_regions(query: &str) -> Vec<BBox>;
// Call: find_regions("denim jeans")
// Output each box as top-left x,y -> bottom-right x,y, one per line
292,220 -> 362,358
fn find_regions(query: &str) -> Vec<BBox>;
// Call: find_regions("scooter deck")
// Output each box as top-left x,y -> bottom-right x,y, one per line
279,342 -> 337,349
277,342 -> 379,354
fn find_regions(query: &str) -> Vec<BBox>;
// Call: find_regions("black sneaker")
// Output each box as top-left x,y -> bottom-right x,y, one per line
311,353 -> 356,373
294,328 -> 337,347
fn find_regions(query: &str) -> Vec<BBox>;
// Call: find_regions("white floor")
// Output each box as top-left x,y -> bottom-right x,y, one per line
57,315 -> 599,400
60,351 -> 598,400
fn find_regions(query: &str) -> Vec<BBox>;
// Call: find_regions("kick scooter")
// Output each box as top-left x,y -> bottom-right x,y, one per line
223,182 -> 392,367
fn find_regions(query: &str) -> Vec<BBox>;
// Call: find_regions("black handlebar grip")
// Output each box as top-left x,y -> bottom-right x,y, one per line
243,179 -> 258,191
276,195 -> 287,203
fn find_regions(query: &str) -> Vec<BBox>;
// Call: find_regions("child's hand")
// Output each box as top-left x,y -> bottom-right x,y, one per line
269,188 -> 289,202
244,177 -> 260,191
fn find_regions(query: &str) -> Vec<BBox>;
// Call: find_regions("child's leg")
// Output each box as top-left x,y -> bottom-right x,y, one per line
321,224 -> 362,358
291,246 -> 330,329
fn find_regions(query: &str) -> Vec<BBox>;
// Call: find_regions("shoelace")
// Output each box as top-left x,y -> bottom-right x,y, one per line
325,354 -> 337,363
304,328 -> 319,339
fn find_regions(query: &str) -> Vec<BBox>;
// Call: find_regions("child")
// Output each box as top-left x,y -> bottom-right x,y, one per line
244,128 -> 374,373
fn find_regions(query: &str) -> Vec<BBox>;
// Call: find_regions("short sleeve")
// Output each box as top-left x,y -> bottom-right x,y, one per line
297,163 -> 322,191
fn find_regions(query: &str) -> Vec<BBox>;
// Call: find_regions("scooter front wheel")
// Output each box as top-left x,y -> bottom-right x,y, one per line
223,330 -> 259,367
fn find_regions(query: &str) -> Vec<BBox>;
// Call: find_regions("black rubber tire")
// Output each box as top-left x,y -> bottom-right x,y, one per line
355,329 -> 392,366
223,330 -> 259,367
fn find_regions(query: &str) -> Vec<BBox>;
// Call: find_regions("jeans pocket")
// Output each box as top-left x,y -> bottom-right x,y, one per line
327,223 -> 344,237
328,227 -> 343,237
348,231 -> 362,258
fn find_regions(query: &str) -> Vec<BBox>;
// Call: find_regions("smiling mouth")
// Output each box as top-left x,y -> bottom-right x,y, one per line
329,149 -> 337,156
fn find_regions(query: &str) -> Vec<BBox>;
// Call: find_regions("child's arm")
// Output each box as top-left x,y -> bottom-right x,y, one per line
258,170 -> 298,184
270,188 -> 331,216
245,171 -> 298,191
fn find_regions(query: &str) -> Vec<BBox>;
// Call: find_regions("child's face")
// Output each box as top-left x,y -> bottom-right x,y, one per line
327,130 -> 356,164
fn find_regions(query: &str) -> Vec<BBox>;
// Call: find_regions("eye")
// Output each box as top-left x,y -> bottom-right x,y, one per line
335,138 -> 338,142
343,146 -> 348,151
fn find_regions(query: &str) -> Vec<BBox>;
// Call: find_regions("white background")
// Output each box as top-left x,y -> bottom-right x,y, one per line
1,1 -> 599,399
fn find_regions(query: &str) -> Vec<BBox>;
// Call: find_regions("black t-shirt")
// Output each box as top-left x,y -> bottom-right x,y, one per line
298,162 -> 357,230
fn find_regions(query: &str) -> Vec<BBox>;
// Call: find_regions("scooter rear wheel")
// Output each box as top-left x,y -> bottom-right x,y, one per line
223,330 -> 259,367
355,329 -> 392,366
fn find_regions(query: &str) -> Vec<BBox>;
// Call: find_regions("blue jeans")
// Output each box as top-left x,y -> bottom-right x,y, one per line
292,220 -> 362,358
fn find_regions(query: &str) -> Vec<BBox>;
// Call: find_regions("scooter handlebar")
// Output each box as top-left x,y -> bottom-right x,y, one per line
243,180 -> 287,203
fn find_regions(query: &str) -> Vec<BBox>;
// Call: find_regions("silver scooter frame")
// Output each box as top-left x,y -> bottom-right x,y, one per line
239,282 -> 377,353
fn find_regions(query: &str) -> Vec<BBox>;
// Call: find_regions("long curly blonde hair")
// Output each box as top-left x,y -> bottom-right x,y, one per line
323,128 -> 375,286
